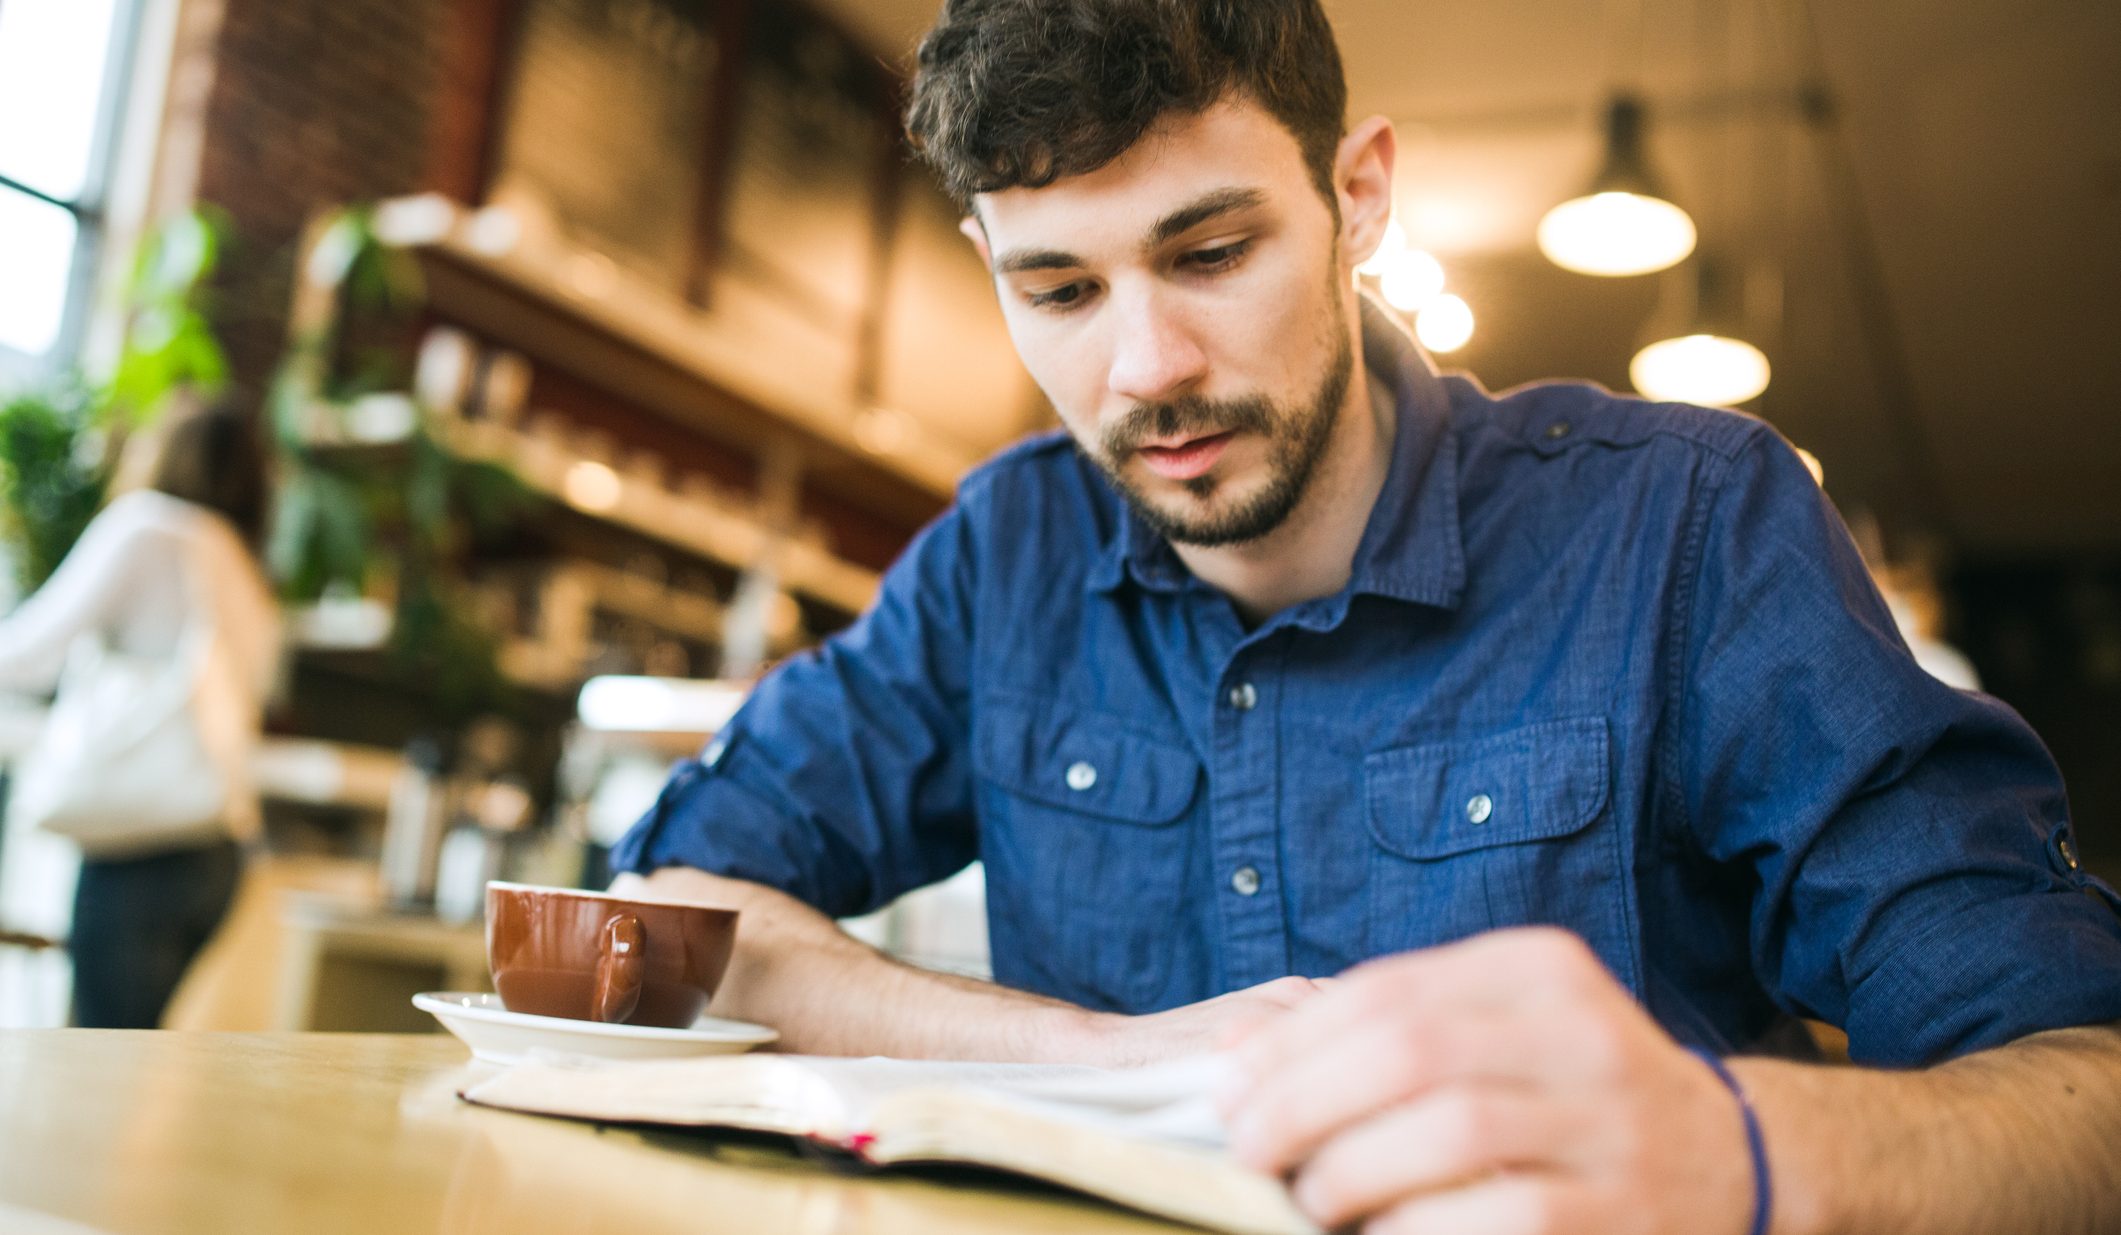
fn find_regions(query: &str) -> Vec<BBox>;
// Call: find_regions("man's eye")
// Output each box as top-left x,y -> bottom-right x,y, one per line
1027,281 -> 1092,311
1183,240 -> 1252,272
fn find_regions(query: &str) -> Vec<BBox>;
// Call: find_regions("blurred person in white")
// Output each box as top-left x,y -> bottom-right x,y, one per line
0,399 -> 279,1027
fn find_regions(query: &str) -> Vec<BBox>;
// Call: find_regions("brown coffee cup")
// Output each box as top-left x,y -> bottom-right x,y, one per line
485,881 -> 738,1027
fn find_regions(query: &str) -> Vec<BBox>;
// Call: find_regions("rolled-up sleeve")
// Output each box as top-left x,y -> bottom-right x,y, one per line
609,498 -> 981,918
1675,429 -> 2121,1066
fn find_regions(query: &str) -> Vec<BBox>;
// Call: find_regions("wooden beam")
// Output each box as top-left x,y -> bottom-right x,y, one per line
421,0 -> 526,204
684,0 -> 754,308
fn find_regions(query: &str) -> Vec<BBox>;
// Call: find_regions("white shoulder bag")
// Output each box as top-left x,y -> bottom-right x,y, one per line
6,594 -> 249,859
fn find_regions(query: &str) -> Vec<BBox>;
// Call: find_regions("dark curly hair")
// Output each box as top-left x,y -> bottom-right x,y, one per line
905,0 -> 1348,211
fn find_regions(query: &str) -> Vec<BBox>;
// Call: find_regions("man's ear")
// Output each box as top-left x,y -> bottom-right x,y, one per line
1334,115 -> 1397,272
958,211 -> 993,267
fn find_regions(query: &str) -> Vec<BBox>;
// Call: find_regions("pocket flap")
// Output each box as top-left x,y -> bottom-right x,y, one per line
1365,717 -> 1610,859
974,697 -> 1200,826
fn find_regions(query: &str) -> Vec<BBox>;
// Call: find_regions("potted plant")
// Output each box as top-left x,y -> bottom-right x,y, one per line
264,205 -> 527,731
0,210 -> 231,594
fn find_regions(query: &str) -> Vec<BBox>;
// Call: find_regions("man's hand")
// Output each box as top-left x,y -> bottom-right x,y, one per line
1082,976 -> 1332,1068
1217,928 -> 1754,1235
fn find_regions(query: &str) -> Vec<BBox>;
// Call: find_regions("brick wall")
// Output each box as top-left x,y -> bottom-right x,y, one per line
190,0 -> 451,407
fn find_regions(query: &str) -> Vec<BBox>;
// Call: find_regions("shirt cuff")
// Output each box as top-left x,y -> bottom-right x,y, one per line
1844,883 -> 2121,1065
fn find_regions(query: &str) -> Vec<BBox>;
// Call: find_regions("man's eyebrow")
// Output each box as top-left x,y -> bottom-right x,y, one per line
989,187 -> 1270,276
993,248 -> 1085,275
1144,186 -> 1268,250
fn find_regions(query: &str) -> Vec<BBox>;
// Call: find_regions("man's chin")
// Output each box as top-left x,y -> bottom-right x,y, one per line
1121,475 -> 1295,549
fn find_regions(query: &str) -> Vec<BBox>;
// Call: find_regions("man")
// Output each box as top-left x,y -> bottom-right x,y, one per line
614,1 -> 2121,1230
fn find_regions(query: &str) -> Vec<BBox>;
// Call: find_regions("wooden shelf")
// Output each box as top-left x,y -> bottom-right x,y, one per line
443,415 -> 879,615
294,400 -> 882,617
562,560 -> 726,644
372,195 -> 963,527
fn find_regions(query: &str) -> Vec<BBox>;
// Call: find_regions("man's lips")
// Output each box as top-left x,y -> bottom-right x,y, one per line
1136,431 -> 1236,481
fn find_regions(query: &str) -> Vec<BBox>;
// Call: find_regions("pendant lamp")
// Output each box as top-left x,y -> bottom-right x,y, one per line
1415,293 -> 1474,353
1538,95 -> 1697,277
1360,218 -> 1448,312
1630,258 -> 1770,407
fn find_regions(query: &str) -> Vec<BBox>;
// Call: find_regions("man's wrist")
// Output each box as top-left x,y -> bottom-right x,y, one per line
1727,1057 -> 1854,1235
1690,1049 -> 1772,1235
1034,1004 -> 1128,1065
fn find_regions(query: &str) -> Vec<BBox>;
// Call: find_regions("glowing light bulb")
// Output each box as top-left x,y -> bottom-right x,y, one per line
1629,334 -> 1771,406
1415,293 -> 1475,353
1357,219 -> 1407,276
1379,248 -> 1446,312
562,460 -> 623,511
1538,191 -> 1697,277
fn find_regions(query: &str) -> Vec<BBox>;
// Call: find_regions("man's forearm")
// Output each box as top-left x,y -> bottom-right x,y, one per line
1734,1023 -> 2121,1235
612,867 -> 1104,1059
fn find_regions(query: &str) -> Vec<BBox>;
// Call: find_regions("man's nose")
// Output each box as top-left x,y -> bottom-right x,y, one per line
1105,290 -> 1207,406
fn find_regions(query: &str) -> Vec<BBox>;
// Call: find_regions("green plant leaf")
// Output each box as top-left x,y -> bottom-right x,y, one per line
264,470 -> 324,596
107,208 -> 230,425
0,384 -> 109,592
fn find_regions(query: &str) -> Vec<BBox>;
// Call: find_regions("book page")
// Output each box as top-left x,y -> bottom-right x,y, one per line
461,1052 -> 855,1140
465,1052 -> 1240,1149
794,1054 -> 1229,1144
924,1053 -> 1235,1148
857,1059 -> 1314,1235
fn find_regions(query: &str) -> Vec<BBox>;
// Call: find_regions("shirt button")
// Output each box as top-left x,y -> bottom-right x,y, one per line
1465,793 -> 1494,825
1065,761 -> 1098,792
1227,682 -> 1257,711
2059,835 -> 2081,871
1545,421 -> 1572,440
1230,866 -> 1261,896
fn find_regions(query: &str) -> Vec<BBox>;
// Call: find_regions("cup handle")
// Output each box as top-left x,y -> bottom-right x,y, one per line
591,913 -> 646,1024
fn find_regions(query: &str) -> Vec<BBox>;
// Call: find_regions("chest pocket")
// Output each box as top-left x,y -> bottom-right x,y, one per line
972,696 -> 1203,1012
1362,716 -> 1635,990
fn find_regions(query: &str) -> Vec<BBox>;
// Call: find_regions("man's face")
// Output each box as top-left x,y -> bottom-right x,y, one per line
970,99 -> 1355,547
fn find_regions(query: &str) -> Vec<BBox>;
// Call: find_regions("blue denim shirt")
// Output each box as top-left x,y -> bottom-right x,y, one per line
615,302 -> 2121,1066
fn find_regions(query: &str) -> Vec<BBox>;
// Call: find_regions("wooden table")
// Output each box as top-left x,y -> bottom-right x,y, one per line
0,1031 -> 1190,1235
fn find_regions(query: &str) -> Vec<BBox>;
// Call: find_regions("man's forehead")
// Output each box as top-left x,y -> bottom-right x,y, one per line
970,98 -> 1313,254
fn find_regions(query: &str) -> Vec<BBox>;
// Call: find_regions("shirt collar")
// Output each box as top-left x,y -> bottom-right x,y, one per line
1086,295 -> 1465,613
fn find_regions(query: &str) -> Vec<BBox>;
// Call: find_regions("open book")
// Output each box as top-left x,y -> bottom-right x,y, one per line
461,1052 -> 1316,1235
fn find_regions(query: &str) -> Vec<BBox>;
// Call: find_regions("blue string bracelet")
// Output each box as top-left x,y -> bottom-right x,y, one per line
1688,1047 -> 1773,1235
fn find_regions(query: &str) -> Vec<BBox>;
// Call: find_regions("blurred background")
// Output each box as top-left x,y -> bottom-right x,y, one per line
0,0 -> 2115,1030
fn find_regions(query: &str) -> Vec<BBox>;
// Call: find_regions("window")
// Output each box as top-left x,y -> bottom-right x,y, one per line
0,0 -> 138,377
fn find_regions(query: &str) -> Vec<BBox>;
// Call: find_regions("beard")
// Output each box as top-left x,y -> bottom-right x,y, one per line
1087,322 -> 1353,549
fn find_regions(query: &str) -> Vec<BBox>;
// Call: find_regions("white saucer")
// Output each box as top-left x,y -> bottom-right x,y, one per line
413,992 -> 777,1065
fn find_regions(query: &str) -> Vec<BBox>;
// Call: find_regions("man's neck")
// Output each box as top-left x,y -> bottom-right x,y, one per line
1172,347 -> 1397,627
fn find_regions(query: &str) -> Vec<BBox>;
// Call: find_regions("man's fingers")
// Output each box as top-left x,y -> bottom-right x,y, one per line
1227,1009 -> 1590,1172
1213,975 -> 1333,1050
1285,1086 -> 1573,1229
1230,929 -> 1602,1087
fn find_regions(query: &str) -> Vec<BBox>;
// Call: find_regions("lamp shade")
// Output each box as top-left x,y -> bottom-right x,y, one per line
1629,257 -> 1771,406
1539,96 -> 1697,277
1629,333 -> 1770,406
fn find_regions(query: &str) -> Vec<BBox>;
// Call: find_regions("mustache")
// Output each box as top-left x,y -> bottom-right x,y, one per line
1100,395 -> 1275,457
